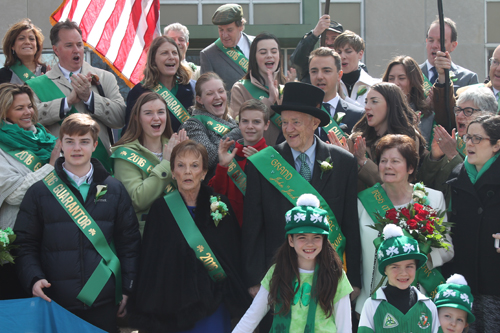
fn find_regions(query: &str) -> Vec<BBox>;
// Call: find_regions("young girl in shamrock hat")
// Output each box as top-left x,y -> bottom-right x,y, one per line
232,193 -> 353,332
358,224 -> 441,332
434,274 -> 475,333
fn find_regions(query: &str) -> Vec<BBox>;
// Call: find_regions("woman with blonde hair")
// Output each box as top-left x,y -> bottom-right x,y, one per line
123,36 -> 195,133
0,83 -> 60,299
0,19 -> 48,84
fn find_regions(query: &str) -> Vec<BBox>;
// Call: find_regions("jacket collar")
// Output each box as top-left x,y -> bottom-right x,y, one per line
372,286 -> 429,302
55,156 -> 109,185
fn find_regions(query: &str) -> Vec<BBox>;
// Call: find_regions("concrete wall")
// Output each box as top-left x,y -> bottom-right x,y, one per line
365,0 -> 486,80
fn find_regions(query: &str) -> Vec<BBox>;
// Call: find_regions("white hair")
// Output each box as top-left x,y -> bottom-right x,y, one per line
163,22 -> 190,43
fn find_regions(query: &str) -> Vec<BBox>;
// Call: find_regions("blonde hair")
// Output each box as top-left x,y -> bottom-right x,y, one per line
0,83 -> 38,124
194,72 -> 229,121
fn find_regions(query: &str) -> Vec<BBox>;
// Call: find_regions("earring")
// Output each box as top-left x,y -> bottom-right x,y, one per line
12,49 -> 15,55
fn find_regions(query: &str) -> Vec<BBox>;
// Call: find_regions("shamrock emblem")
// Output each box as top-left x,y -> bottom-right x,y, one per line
293,281 -> 312,306
460,293 -> 470,304
24,73 -> 29,78
443,290 -> 456,298
88,228 -> 96,236
197,245 -> 204,253
310,213 -> 323,223
285,213 -> 292,223
403,243 -> 415,253
274,324 -> 286,333
386,246 -> 399,257
207,121 -> 213,125
294,213 -> 306,222
378,250 -> 385,259
120,151 -> 127,156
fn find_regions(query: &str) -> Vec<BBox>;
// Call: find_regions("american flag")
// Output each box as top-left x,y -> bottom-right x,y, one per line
51,0 -> 161,87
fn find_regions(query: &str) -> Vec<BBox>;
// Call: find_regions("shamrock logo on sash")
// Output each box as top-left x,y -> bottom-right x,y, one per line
292,281 -> 312,306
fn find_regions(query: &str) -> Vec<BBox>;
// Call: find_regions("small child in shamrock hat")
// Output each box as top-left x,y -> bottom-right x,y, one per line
434,274 -> 475,333
233,193 -> 353,333
358,224 -> 441,332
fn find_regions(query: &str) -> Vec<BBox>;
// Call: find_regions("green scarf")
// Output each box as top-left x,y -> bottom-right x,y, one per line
0,122 -> 57,162
464,153 -> 500,184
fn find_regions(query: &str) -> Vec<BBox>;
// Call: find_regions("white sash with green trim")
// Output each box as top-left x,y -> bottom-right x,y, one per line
42,170 -> 122,306
151,82 -> 191,124
214,39 -> 248,72
248,147 -> 346,258
163,190 -> 227,282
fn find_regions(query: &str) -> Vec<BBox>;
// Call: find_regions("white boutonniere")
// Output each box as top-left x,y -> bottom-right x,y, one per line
316,157 -> 333,179
210,195 -> 229,227
449,71 -> 457,82
95,185 -> 108,203
356,85 -> 367,99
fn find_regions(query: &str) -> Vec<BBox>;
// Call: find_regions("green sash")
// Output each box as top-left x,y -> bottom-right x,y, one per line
358,183 -> 445,298
271,264 -> 319,333
27,75 -> 113,174
110,147 -> 175,194
214,38 -> 248,72
10,61 -> 36,82
0,141 -> 44,172
42,170 -> 122,306
456,135 -> 466,158
227,158 -> 246,195
193,115 -> 232,136
239,79 -> 283,128
320,105 -> 347,140
422,74 -> 432,98
163,190 -> 227,282
248,147 -> 346,258
151,82 -> 191,124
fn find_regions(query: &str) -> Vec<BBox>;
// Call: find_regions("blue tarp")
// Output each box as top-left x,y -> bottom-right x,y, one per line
0,297 -> 106,332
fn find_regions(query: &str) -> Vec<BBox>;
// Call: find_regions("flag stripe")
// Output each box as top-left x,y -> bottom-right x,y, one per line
113,0 -> 143,71
105,0 -> 133,64
95,0 -> 126,57
67,0 -> 79,21
86,0 -> 116,46
79,0 -> 105,41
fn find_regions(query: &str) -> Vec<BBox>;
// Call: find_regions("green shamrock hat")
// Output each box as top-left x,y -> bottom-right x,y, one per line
434,274 -> 475,323
284,194 -> 329,236
377,224 -> 427,276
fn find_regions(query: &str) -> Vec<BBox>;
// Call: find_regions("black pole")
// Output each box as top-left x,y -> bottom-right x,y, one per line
320,0 -> 331,47
438,0 -> 451,132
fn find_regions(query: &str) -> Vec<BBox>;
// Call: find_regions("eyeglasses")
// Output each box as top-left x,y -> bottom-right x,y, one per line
462,134 -> 490,144
490,58 -> 500,68
453,106 -> 481,117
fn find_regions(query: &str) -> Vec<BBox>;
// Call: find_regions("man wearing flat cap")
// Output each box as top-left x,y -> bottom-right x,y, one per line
200,3 -> 254,100
242,82 -> 361,301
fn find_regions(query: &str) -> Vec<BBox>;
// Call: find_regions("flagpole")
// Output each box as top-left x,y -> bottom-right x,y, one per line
320,0 -> 331,47
437,0 -> 451,132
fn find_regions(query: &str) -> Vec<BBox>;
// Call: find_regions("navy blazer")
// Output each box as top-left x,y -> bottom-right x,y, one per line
420,61 -> 478,93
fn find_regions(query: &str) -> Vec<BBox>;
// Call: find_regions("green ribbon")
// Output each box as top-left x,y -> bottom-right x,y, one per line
422,73 -> 432,99
151,81 -> 191,124
193,114 -> 232,136
271,263 -> 319,333
320,105 -> 347,140
42,170 -> 122,306
227,158 -> 246,195
456,135 -> 467,158
359,183 -> 446,297
163,190 -> 227,282
248,147 -> 346,258
0,141 -> 44,172
214,38 -> 249,73
110,147 -> 175,194
10,61 -> 36,82
27,75 -> 113,174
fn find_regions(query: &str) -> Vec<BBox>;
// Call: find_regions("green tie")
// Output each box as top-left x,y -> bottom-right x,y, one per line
299,153 -> 311,182
234,45 -> 243,55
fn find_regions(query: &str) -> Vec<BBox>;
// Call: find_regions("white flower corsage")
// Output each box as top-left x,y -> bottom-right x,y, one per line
95,185 -> 108,203
356,85 -> 367,99
210,195 -> 229,227
316,157 -> 333,179
412,182 -> 430,205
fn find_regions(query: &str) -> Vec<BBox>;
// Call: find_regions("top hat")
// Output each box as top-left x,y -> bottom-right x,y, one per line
271,82 -> 330,127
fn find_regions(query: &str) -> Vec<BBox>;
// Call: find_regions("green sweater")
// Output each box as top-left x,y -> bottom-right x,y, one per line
111,137 -> 172,235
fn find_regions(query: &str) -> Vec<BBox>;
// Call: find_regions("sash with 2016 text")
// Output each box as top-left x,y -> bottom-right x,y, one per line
214,38 -> 248,73
248,146 -> 346,258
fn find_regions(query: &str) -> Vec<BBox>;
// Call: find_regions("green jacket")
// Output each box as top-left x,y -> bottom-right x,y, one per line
111,137 -> 172,235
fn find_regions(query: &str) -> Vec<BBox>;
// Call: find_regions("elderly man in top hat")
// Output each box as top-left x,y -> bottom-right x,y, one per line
242,82 -> 361,299
199,3 -> 254,100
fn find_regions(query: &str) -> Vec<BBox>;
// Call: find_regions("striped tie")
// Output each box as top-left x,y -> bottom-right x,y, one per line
299,153 -> 311,182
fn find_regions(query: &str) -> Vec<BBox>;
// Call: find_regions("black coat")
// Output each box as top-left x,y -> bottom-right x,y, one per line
122,80 -> 196,134
14,158 -> 141,311
443,157 -> 500,295
129,184 -> 251,332
242,137 -> 361,288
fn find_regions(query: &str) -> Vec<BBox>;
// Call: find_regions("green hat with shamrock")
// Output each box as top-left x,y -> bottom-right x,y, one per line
434,274 -> 475,323
284,194 -> 329,236
377,224 -> 427,275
